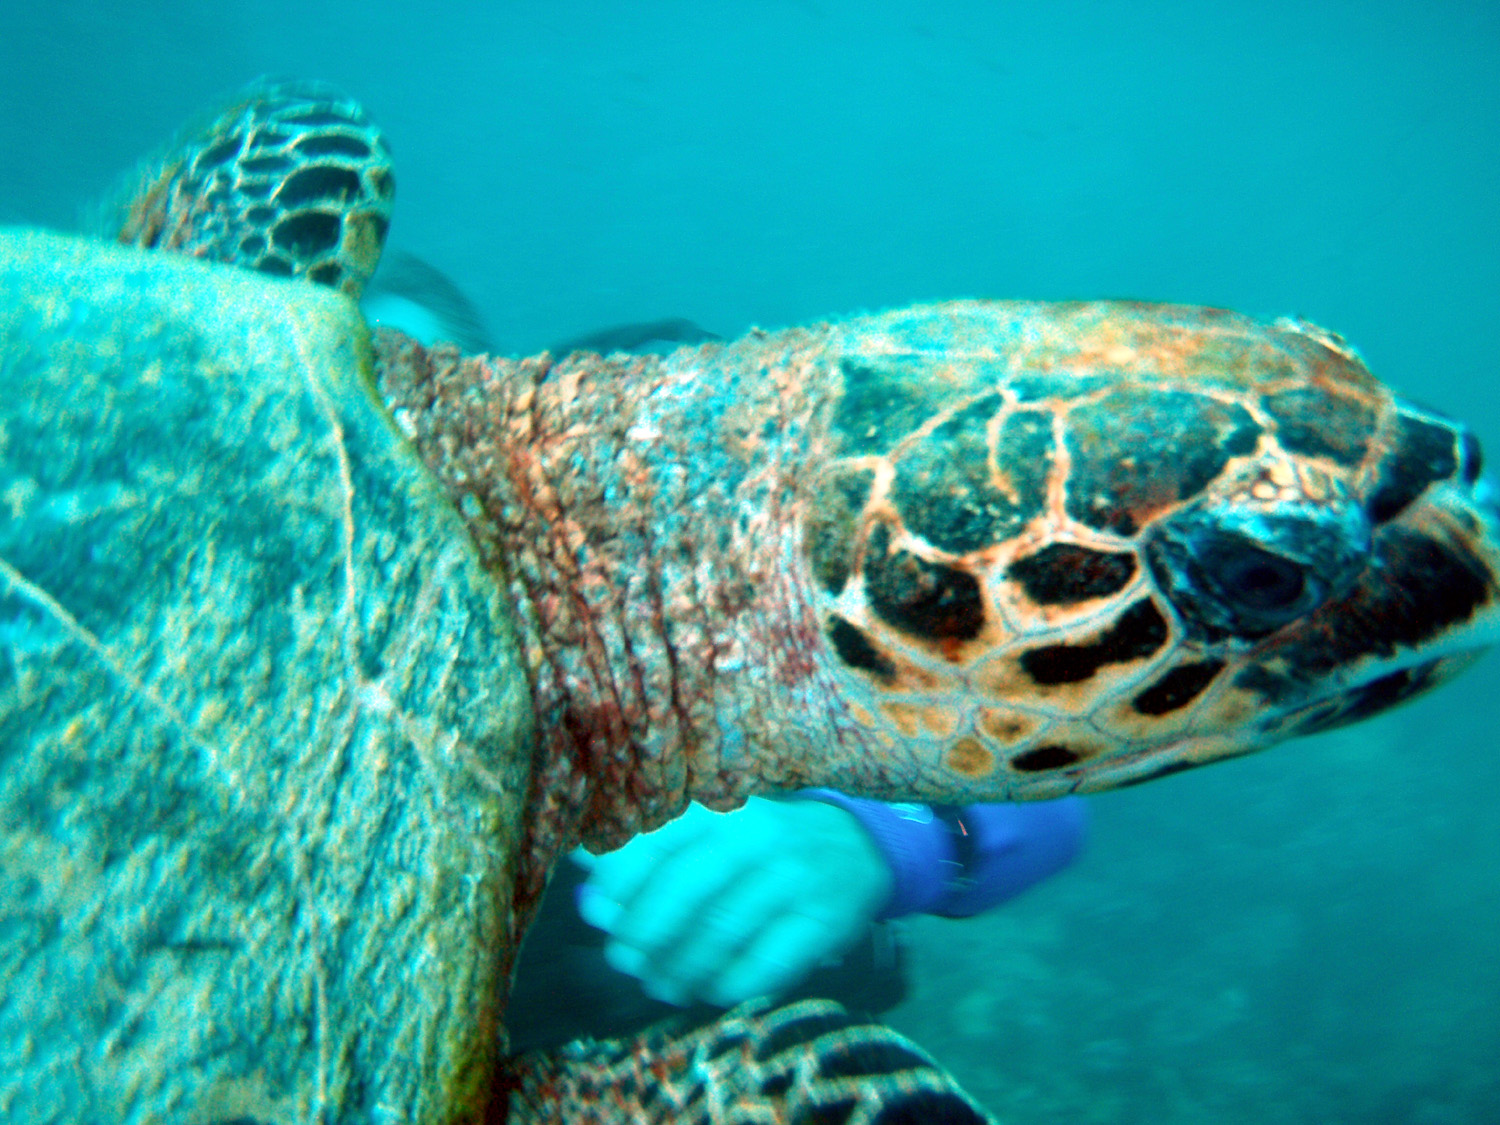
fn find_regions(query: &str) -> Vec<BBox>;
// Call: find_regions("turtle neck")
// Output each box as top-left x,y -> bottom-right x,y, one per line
372,325 -> 900,913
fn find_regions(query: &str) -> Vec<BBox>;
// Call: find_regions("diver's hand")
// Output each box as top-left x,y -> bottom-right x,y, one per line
575,797 -> 893,1007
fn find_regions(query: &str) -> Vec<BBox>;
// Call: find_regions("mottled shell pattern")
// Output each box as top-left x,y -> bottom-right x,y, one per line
800,302 -> 1500,797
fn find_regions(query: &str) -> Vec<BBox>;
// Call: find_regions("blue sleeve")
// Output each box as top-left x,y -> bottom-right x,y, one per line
934,799 -> 1087,917
798,790 -> 1087,919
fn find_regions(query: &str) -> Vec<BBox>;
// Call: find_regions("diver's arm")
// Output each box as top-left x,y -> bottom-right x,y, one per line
797,791 -> 1087,919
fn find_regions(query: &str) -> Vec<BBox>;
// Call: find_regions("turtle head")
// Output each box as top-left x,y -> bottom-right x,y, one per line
793,304 -> 1500,801
1201,399 -> 1500,751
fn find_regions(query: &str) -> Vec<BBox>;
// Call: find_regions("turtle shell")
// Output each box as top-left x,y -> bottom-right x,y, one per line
0,227 -> 528,1123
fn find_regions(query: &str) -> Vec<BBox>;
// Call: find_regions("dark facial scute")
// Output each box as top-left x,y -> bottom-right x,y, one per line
1289,658 -> 1443,737
1064,389 -> 1262,535
1367,411 -> 1462,524
863,523 -> 985,642
890,402 -> 1051,555
826,615 -> 897,683
803,467 -> 874,595
833,357 -> 950,456
1260,386 -> 1375,467
1131,659 -> 1226,715
1019,599 -> 1170,685
1011,744 -> 1082,771
270,210 -> 342,257
1006,543 -> 1137,606
1335,527 -> 1492,655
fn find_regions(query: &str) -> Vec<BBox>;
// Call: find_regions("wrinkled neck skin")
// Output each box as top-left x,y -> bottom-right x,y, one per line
375,327 -> 890,906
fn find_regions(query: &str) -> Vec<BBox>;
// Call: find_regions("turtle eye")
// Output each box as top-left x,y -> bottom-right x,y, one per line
1211,542 -> 1307,612
1189,534 -> 1317,637
1144,518 -> 1359,641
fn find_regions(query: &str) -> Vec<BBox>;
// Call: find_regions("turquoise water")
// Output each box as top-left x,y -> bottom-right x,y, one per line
3,2 -> 1497,1120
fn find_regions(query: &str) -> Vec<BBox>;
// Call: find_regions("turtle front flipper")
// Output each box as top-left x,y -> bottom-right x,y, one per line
504,997 -> 995,1125
91,79 -> 394,298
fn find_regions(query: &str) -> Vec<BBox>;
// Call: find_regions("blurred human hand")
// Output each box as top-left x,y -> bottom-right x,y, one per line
574,797 -> 893,1007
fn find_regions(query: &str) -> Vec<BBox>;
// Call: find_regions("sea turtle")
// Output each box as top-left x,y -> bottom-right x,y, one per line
6,79 -> 1499,1123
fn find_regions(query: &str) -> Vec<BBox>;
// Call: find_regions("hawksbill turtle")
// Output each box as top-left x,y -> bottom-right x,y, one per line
4,79 -> 1499,1123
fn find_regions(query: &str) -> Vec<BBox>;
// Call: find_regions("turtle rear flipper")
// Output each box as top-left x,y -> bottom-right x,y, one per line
506,997 -> 995,1125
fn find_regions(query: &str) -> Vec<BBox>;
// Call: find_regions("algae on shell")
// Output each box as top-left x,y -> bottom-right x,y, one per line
0,227 -> 531,1123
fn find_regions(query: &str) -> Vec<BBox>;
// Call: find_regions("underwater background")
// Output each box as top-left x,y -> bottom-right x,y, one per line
3,1 -> 1497,1121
